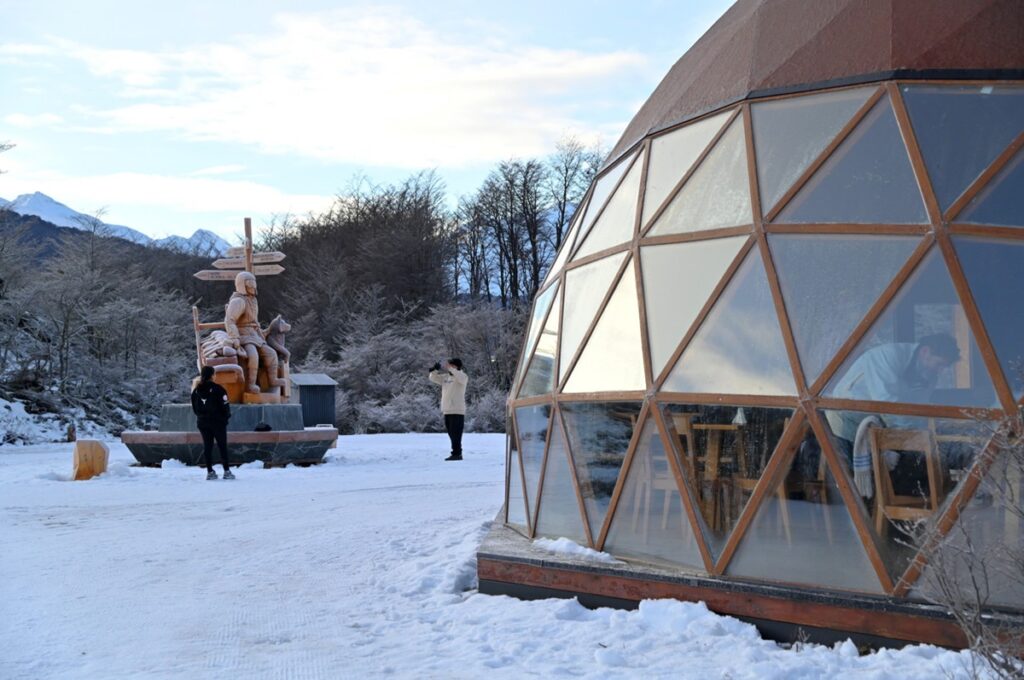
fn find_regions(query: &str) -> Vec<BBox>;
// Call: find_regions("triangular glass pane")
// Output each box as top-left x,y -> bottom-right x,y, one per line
544,196 -> 590,286
909,453 -> 1024,609
663,248 -> 797,396
776,94 -> 928,224
823,248 -> 999,408
957,148 -> 1024,227
519,288 -> 561,397
642,110 -> 731,227
507,431 -> 528,530
561,402 -> 641,538
573,152 -> 637,256
603,417 -> 704,569
770,234 -> 920,385
819,409 -> 991,583
559,252 -> 629,383
648,115 -> 752,236
564,260 -> 644,393
752,86 -> 875,214
663,403 -> 794,562
726,421 -> 885,593
514,283 -> 558,394
534,420 -> 589,546
902,84 -> 1024,212
516,405 -> 551,519
642,236 -> 748,379
574,151 -> 644,261
954,236 -> 1024,399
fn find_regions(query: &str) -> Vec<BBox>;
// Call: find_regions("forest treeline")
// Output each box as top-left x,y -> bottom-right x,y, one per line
0,138 -> 601,437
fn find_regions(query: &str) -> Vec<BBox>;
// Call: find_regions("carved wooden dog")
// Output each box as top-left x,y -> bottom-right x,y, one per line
264,314 -> 291,363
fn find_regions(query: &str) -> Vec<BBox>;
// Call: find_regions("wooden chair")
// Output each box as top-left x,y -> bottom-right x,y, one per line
869,427 -> 945,537
670,413 -> 745,533
629,445 -> 682,543
670,413 -> 698,484
798,451 -> 834,545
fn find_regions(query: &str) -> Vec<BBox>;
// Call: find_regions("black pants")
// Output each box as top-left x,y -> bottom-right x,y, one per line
198,423 -> 229,471
444,414 -> 464,457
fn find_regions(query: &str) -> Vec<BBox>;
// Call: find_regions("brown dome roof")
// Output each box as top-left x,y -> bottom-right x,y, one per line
608,0 -> 1024,163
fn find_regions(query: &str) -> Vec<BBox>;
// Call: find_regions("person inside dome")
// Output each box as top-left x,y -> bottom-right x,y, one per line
825,334 -> 960,498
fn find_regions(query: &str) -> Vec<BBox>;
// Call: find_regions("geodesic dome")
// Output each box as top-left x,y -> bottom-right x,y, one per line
504,1 -> 1024,607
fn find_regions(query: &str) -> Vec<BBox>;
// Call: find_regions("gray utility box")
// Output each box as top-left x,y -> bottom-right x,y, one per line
290,373 -> 338,427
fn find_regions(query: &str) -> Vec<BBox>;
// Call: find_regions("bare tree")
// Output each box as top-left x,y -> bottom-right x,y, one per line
910,420 -> 1024,678
466,159 -> 553,306
546,136 -> 603,248
454,197 -> 493,301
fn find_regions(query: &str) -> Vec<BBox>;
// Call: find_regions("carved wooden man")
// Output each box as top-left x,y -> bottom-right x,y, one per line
224,271 -> 285,394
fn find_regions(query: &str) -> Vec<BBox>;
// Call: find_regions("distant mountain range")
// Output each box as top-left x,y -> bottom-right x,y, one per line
0,192 -> 231,256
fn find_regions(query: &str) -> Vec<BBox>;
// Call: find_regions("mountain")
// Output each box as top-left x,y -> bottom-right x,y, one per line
0,192 -> 231,256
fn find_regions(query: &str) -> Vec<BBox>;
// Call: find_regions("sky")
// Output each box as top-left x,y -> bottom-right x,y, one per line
1,0 -> 734,243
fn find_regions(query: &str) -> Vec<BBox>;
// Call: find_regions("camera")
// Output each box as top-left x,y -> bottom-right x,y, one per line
431,362 -> 442,372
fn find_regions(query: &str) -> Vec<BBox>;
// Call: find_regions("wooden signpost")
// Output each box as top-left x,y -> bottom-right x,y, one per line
193,218 -> 286,282
192,217 -> 291,400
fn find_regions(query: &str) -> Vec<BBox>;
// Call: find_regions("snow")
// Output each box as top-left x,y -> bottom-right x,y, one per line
0,397 -> 109,446
0,434 -> 986,679
532,537 -> 620,564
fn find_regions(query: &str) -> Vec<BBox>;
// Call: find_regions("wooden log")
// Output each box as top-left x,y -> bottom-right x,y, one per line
73,440 -> 109,480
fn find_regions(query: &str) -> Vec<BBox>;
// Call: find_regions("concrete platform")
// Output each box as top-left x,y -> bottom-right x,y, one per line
122,403 -> 336,467
121,429 -> 337,467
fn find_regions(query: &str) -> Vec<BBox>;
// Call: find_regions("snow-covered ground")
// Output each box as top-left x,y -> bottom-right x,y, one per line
0,434 -> 985,679
0,397 -> 110,446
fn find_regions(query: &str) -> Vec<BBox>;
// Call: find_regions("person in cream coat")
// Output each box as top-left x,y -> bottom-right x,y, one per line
428,358 -> 468,461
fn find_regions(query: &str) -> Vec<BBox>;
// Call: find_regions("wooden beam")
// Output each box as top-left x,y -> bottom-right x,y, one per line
244,217 -> 254,274
809,235 -> 935,395
654,405 -> 716,572
713,410 -> 807,574
765,86 -> 884,222
596,402 -> 651,551
945,129 -> 1024,223
477,557 -> 970,648
555,404 -> 599,549
641,108 -> 742,236
805,408 -> 895,593
652,237 -> 757,390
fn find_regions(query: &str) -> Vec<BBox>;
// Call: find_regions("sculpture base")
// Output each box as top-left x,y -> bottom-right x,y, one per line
121,403 -> 336,467
122,429 -> 337,467
242,391 -> 282,405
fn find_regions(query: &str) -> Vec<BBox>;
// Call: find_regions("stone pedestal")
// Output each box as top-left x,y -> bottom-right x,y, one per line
122,403 -> 336,468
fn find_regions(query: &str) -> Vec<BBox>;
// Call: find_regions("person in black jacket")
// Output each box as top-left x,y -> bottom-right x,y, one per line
190,365 -> 234,480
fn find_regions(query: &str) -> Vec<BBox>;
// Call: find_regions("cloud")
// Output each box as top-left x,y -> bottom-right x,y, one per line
4,113 -> 64,128
42,8 -> 645,168
1,160 -> 332,237
191,164 -> 247,176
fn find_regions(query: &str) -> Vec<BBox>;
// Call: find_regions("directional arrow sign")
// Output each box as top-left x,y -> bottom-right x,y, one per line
193,270 -> 238,281
225,246 -> 246,257
213,252 -> 286,269
194,264 -> 284,280
213,258 -> 246,270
